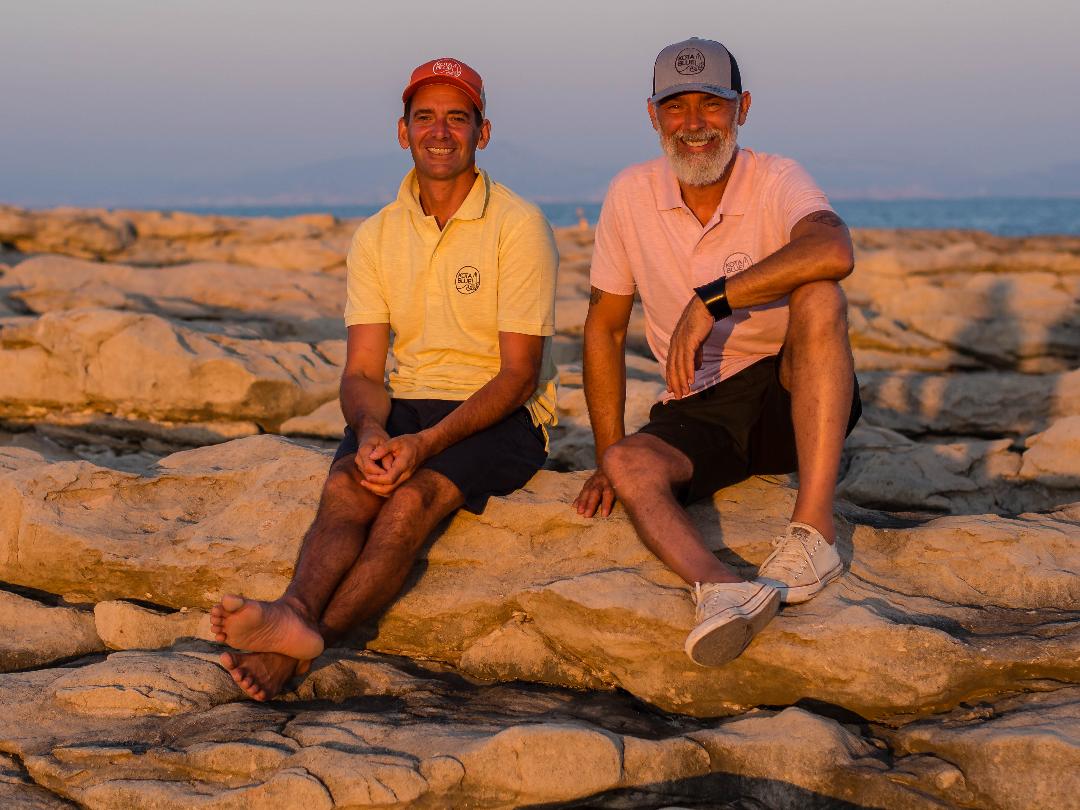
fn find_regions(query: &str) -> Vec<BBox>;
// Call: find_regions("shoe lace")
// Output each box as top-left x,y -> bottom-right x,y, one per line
765,528 -> 823,583
692,582 -> 732,621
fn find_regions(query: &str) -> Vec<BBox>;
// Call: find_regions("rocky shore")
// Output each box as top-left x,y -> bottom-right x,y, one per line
1,203 -> 1077,808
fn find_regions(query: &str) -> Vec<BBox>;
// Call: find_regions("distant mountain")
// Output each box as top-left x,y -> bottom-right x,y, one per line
5,146 -> 1077,209
150,142 -> 623,207
149,152 -> 1080,208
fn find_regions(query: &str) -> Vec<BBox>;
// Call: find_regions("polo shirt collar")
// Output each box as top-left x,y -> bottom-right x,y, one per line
397,168 -> 491,222
656,147 -> 752,216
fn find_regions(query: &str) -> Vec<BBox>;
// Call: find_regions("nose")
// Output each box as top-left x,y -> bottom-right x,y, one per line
685,105 -> 705,131
431,116 -> 451,138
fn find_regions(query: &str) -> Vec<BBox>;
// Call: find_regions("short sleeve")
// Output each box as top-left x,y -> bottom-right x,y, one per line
343,223 -> 390,326
496,213 -> 559,335
589,185 -> 636,295
771,161 -> 835,236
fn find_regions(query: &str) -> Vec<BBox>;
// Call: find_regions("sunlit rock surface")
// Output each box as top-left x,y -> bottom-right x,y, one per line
1,207 -> 1078,808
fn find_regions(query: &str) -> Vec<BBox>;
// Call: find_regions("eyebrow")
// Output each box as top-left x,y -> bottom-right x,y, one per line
411,107 -> 472,116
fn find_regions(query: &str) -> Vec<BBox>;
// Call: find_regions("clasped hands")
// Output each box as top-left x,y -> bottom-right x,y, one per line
354,426 -> 430,497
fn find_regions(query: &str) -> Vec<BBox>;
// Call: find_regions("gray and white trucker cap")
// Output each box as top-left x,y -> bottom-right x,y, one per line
651,37 -> 742,104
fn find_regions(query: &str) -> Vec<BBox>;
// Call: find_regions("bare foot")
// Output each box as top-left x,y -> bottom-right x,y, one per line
209,594 -> 324,660
220,650 -> 306,701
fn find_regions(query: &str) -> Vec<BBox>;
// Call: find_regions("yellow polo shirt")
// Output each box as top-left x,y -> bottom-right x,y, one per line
344,168 -> 559,432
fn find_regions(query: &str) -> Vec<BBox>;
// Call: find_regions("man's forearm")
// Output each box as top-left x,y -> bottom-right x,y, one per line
726,228 -> 854,309
418,369 -> 536,458
340,374 -> 392,435
583,325 -> 627,464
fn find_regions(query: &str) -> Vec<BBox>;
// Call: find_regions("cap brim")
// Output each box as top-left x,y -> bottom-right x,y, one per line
403,76 -> 485,115
650,83 -> 739,104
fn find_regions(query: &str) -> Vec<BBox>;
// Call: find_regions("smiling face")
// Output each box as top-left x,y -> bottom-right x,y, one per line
650,91 -> 750,187
398,84 -> 490,183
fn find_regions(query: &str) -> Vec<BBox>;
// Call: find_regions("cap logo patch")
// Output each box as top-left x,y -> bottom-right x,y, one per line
455,266 -> 480,294
675,48 -> 705,75
723,252 -> 753,276
432,60 -> 463,78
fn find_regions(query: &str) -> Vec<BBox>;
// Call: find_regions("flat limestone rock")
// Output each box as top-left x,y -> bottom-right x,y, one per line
50,649 -> 240,717
0,590 -> 103,672
0,650 -> 976,809
4,256 -> 345,341
94,601 -> 212,651
859,368 -> 1080,437
0,309 -> 341,428
1019,415 -> 1080,484
280,400 -> 345,439
838,423 -> 1080,514
0,205 -> 357,269
0,207 -> 134,259
845,265 -> 1080,372
0,751 -> 75,809
839,424 -> 1021,513
0,437 -> 325,607
887,687 -> 1080,810
1,436 -> 1077,721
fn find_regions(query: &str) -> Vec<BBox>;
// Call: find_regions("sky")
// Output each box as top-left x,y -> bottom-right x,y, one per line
2,0 -> 1079,205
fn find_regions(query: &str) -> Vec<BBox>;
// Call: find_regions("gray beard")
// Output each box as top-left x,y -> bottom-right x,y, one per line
660,127 -> 738,187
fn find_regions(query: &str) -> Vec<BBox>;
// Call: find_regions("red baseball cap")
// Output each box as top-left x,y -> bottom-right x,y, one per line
402,57 -> 486,115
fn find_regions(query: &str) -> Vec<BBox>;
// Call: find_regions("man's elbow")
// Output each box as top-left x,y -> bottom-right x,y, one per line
502,364 -> 541,407
822,238 -> 855,281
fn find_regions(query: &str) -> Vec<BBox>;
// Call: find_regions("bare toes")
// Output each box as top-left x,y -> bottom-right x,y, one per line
220,594 -> 245,613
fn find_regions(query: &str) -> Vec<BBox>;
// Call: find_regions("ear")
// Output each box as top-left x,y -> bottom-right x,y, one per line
477,118 -> 491,150
397,116 -> 409,150
647,99 -> 660,132
737,92 -> 751,126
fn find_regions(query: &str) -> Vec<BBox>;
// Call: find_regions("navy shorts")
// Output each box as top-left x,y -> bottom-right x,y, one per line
332,399 -> 547,514
638,355 -> 862,504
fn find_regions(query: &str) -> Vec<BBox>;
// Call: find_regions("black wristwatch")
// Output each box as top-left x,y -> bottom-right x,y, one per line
694,277 -> 732,321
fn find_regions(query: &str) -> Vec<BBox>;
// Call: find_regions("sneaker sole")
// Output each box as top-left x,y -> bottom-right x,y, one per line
684,587 -> 780,667
775,563 -> 843,605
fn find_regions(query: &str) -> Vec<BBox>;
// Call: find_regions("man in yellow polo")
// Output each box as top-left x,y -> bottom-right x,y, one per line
210,57 -> 559,700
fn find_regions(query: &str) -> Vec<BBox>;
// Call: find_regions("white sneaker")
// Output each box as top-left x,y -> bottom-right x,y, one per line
757,522 -> 843,604
684,580 -> 780,667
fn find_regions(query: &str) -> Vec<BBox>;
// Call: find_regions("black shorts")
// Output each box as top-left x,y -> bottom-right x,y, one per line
332,398 -> 547,514
638,355 -> 861,505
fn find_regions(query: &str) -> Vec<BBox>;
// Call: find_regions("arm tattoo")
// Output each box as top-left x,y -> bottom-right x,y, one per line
589,286 -> 605,306
808,211 -> 845,228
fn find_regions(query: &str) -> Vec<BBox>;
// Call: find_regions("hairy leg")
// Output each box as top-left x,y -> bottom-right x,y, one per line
602,433 -> 742,585
317,468 -> 465,644
779,280 -> 854,543
210,455 -> 386,659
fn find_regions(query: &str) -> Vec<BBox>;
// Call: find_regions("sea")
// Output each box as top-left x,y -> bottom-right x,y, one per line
175,197 -> 1080,238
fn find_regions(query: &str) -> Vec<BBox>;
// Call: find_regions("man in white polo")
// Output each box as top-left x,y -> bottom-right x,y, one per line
574,37 -> 860,666
211,57 -> 559,700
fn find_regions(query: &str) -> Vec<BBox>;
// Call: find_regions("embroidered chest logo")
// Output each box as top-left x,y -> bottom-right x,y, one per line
455,266 -> 481,295
723,252 -> 753,276
675,48 -> 705,75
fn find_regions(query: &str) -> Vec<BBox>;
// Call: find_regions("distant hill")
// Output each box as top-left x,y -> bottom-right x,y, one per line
152,142 -> 622,207
4,145 -> 1077,208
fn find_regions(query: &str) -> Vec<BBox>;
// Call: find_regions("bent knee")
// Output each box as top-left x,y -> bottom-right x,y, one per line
602,437 -> 687,492
789,280 -> 849,330
317,461 -> 381,519
384,479 -> 435,515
